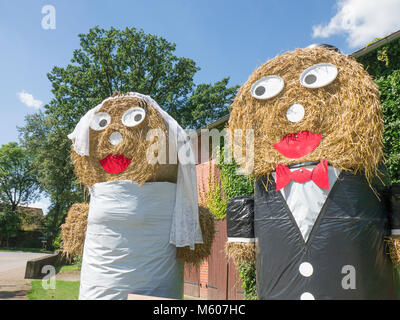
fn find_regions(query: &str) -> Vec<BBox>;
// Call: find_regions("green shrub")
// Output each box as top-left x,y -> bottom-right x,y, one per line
238,262 -> 258,300
53,232 -> 62,250
375,71 -> 400,182
216,152 -> 257,299
357,39 -> 400,183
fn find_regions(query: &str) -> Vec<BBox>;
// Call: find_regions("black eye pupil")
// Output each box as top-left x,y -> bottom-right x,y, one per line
99,119 -> 107,127
305,74 -> 317,84
134,114 -> 142,122
255,86 -> 266,96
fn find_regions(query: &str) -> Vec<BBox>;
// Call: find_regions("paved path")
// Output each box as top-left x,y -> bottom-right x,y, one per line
0,251 -> 51,300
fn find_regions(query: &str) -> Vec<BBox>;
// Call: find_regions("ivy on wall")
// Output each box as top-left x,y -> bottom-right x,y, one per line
205,151 -> 257,299
206,152 -> 254,221
357,39 -> 400,182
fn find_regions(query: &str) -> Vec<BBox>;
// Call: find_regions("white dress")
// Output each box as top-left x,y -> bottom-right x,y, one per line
79,180 -> 184,300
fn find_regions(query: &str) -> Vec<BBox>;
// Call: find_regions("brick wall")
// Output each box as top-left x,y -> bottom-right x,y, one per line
199,260 -> 209,299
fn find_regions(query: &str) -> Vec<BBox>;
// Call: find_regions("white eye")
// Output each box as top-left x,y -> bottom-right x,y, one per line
250,75 -> 284,100
122,107 -> 146,127
300,63 -> 338,88
90,112 -> 111,131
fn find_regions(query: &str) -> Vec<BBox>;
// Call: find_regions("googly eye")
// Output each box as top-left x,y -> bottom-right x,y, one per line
90,112 -> 111,131
122,107 -> 146,127
250,75 -> 284,100
300,63 -> 338,88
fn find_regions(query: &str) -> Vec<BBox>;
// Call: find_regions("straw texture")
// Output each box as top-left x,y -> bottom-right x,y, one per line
229,48 -> 383,184
387,237 -> 400,265
225,242 -> 256,266
71,95 -> 170,187
176,206 -> 215,267
61,203 -> 89,261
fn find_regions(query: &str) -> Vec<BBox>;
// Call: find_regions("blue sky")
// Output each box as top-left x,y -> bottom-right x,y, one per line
1,0 -> 400,211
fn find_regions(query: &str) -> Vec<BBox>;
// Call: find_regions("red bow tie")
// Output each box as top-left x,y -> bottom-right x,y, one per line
275,160 -> 329,191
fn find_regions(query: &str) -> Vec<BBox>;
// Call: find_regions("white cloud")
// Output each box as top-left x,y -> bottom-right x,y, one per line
312,0 -> 400,48
17,90 -> 43,109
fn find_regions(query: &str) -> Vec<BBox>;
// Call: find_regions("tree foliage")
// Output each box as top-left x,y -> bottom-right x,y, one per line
0,142 -> 39,246
0,210 -> 21,246
18,113 -> 84,245
182,78 -> 239,129
0,142 -> 39,211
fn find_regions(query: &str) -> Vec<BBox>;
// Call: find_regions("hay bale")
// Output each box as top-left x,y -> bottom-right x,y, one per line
61,203 -> 89,261
387,237 -> 400,266
225,242 -> 255,266
229,47 -> 383,184
176,207 -> 215,267
71,95 -> 170,187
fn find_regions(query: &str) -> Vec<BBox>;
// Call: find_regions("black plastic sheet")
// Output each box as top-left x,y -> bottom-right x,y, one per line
226,196 -> 255,240
254,171 -> 400,300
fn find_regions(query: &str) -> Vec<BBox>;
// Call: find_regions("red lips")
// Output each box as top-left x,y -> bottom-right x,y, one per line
273,131 -> 322,159
99,154 -> 132,174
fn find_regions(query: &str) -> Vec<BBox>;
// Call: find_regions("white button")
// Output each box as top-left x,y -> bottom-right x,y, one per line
286,104 -> 305,122
300,292 -> 315,300
109,132 -> 123,146
299,262 -> 313,277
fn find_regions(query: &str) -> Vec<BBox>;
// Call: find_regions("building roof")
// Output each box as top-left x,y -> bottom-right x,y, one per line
17,206 -> 45,231
350,29 -> 400,58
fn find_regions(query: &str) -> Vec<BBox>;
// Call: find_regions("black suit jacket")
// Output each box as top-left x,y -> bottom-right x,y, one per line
254,171 -> 400,300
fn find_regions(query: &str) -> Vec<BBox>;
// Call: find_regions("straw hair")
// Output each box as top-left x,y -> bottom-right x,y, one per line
386,237 -> 400,266
71,94 -> 171,187
225,242 -> 255,266
229,48 -> 383,183
61,203 -> 89,261
176,206 -> 215,267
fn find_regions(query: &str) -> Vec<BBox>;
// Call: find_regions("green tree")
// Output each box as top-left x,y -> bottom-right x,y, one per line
0,142 -> 38,211
0,142 -> 39,246
0,210 -> 21,247
18,112 -> 84,247
181,78 -> 239,129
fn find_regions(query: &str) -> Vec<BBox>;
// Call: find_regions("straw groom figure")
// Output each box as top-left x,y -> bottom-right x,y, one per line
227,45 -> 400,300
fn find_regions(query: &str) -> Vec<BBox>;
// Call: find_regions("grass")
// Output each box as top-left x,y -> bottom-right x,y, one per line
27,281 -> 80,300
0,247 -> 53,254
55,262 -> 81,274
